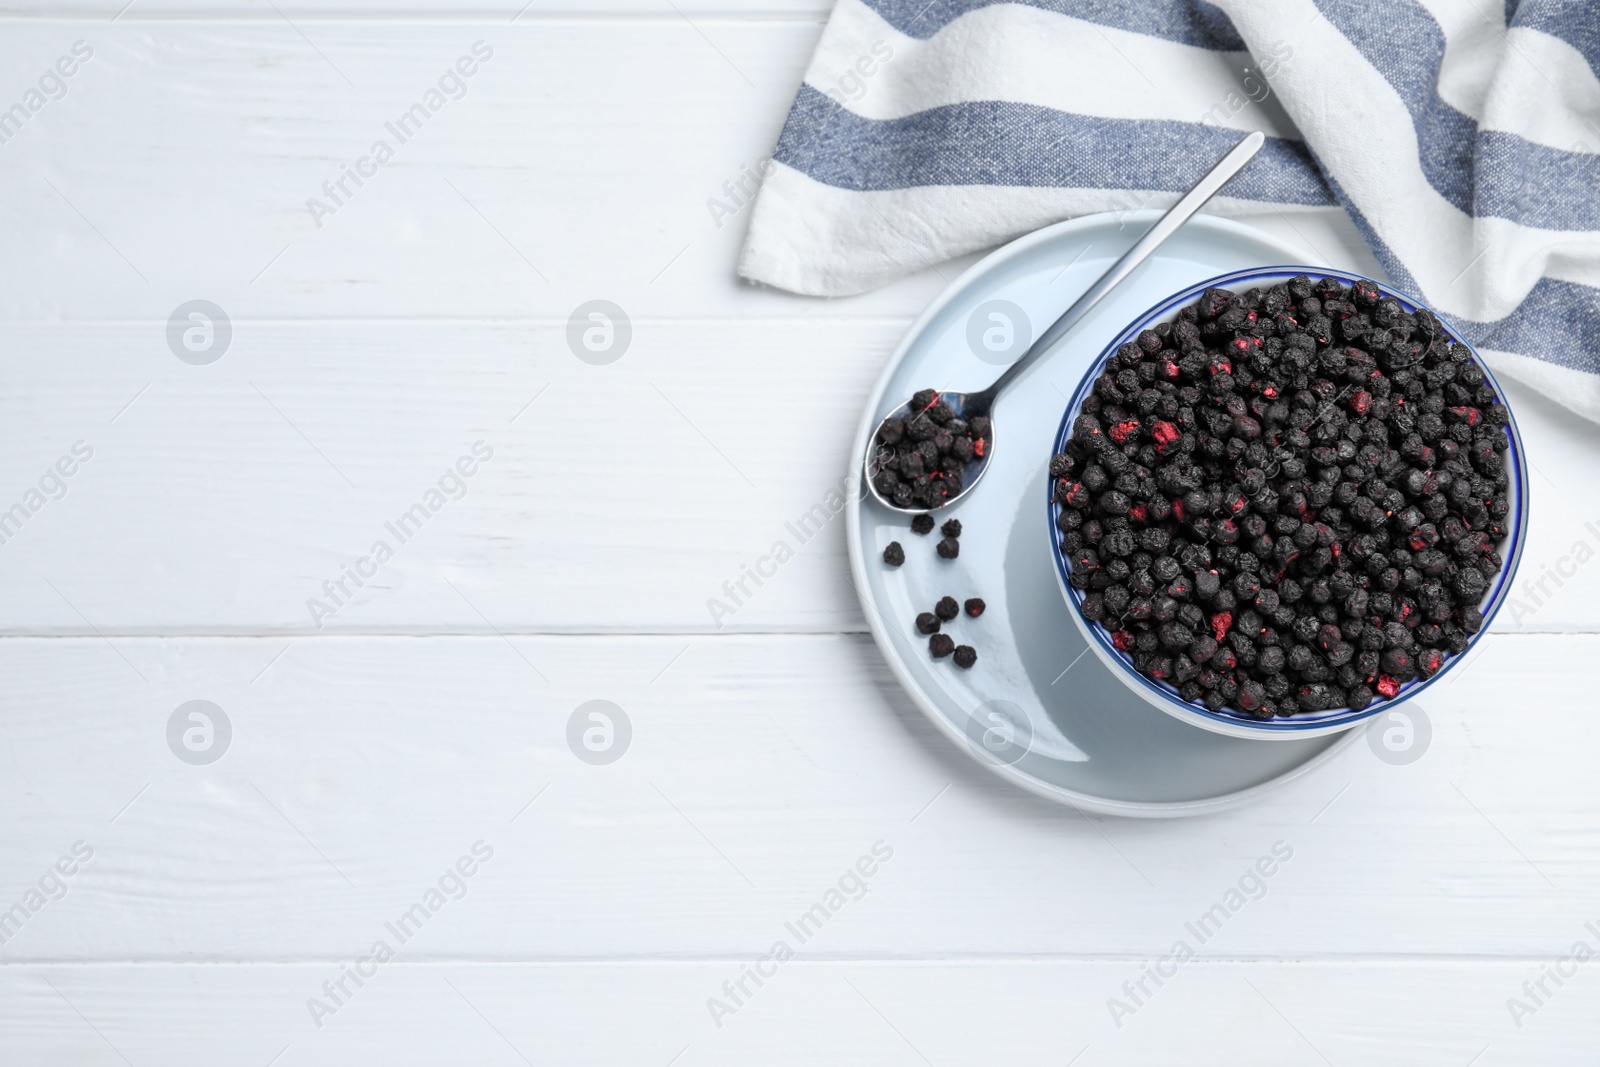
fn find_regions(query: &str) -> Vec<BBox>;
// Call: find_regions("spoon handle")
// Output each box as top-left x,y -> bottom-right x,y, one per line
977,130 -> 1266,405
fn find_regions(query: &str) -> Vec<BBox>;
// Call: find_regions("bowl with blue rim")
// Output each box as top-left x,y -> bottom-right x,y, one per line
1048,266 -> 1528,740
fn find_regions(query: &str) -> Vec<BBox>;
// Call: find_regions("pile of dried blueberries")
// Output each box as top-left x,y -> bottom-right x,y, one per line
1052,274 -> 1513,719
872,389 -> 992,510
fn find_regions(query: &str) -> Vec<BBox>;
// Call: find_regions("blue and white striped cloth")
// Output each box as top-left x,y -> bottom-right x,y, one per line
739,0 -> 1600,421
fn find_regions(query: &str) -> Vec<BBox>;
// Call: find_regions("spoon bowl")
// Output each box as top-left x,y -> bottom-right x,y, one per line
863,390 -> 993,513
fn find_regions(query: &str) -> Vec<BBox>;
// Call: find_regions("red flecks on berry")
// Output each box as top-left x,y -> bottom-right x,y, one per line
1151,420 -> 1180,453
1349,390 -> 1372,415
1211,612 -> 1233,642
1112,630 -> 1135,651
1262,385 -> 1278,398
973,437 -> 985,457
1449,405 -> 1481,426
1128,502 -> 1147,523
1376,675 -> 1401,698
1161,359 -> 1180,380
1172,498 -> 1185,520
1109,418 -> 1141,443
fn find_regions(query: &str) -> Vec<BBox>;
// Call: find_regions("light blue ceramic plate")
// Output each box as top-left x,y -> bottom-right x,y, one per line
846,211 -> 1363,817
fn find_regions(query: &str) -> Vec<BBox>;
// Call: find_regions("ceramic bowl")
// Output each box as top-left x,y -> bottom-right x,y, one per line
1048,266 -> 1529,739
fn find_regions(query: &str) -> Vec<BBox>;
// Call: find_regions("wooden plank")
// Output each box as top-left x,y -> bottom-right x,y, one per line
0,319 -> 1589,634
0,959 -> 1591,1065
0,319 -> 891,633
0,18 -> 941,323
0,632 -> 1595,962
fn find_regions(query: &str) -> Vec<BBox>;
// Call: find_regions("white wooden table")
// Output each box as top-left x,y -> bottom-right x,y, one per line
1,4 -> 1598,1064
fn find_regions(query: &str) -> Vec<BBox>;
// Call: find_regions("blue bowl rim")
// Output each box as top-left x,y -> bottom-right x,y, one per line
1048,265 -> 1531,732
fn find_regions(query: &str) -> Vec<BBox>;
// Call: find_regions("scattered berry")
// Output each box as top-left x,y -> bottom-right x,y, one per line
911,514 -> 935,535
937,537 -> 960,559
952,645 -> 977,669
941,518 -> 962,538
915,612 -> 941,635
935,596 -> 960,621
882,542 -> 905,566
964,597 -> 986,617
929,634 -> 955,658
1055,276 -> 1511,719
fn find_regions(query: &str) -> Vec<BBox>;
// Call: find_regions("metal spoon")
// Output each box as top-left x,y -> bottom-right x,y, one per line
865,130 -> 1267,513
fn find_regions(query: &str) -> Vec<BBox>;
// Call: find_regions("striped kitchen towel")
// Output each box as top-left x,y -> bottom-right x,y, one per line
738,0 -> 1600,421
